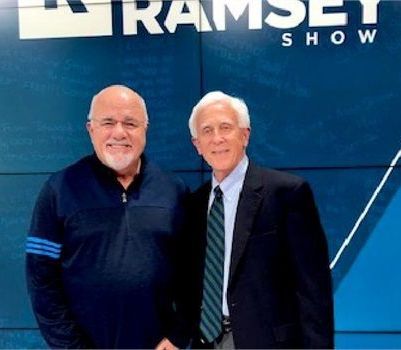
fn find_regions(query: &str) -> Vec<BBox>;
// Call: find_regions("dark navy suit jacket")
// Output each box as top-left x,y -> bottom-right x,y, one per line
189,162 -> 334,349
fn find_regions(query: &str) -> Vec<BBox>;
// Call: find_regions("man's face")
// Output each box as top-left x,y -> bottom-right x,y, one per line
86,88 -> 147,175
192,101 -> 250,182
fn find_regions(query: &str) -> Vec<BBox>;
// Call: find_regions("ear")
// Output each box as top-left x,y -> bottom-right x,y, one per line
86,121 -> 94,138
192,138 -> 202,155
242,128 -> 251,148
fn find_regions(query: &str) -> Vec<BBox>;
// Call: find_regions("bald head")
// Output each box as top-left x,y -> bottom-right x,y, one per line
88,85 -> 148,125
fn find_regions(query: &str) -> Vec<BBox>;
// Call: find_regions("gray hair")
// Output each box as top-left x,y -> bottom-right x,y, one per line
87,84 -> 149,125
188,91 -> 250,138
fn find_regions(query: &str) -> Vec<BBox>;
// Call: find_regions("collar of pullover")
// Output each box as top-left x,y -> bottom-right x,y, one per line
89,153 -> 147,195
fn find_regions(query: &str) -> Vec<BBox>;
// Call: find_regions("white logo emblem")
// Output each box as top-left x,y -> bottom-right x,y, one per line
18,0 -> 112,39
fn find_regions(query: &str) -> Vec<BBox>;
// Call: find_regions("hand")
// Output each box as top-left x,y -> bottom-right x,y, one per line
155,338 -> 178,350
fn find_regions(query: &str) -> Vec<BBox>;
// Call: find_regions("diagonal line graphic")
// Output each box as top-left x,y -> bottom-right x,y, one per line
330,147 -> 401,270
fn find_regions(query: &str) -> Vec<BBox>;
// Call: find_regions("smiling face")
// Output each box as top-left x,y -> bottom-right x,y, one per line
192,101 -> 250,182
86,86 -> 147,176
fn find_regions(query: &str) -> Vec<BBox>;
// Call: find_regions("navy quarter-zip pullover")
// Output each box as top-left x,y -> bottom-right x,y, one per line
26,154 -> 189,349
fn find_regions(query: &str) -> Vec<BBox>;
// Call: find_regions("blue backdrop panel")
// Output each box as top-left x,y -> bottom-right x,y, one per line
0,1 -> 201,173
293,165 -> 401,288
0,175 -> 49,327
335,333 -> 401,349
200,1 -> 401,168
1,0 -> 401,348
335,172 -> 401,330
0,330 -> 46,349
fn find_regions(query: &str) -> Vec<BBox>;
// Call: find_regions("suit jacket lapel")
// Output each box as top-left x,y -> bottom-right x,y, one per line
229,162 -> 264,284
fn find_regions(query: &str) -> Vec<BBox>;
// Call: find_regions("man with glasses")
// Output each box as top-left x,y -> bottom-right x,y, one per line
187,91 -> 334,349
26,85 -> 189,349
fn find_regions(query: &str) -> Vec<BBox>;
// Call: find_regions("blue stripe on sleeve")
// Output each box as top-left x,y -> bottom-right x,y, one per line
26,248 -> 60,259
27,236 -> 62,249
26,242 -> 61,254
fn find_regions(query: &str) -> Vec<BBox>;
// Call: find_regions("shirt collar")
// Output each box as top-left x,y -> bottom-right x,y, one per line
211,155 -> 249,201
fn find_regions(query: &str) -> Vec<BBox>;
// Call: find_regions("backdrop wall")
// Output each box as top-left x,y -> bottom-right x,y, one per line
1,0 -> 400,348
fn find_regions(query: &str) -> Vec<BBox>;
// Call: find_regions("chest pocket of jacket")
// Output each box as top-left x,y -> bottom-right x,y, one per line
248,228 -> 277,240
245,228 -> 280,267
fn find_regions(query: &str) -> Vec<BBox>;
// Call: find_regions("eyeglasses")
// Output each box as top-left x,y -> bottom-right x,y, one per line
91,117 -> 145,131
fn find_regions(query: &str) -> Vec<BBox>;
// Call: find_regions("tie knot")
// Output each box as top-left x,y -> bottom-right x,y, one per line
214,186 -> 223,199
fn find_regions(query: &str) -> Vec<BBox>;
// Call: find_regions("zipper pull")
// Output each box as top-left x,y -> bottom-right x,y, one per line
121,192 -> 127,203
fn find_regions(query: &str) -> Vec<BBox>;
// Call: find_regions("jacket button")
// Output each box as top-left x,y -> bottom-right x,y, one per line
231,302 -> 237,307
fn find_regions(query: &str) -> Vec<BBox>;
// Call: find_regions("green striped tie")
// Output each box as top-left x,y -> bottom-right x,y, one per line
200,186 -> 225,343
